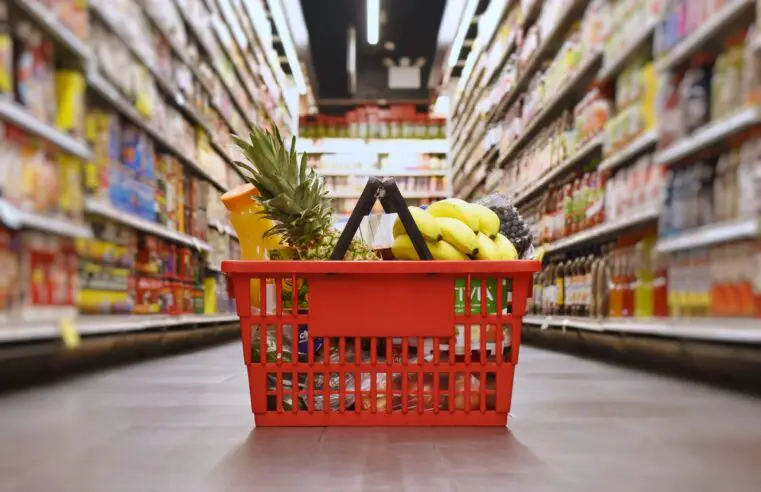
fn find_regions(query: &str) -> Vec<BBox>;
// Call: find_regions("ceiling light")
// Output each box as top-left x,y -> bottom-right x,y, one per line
446,0 -> 478,69
367,0 -> 380,45
267,0 -> 308,94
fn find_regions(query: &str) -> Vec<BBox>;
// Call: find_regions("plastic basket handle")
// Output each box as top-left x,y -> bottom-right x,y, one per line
330,177 -> 433,260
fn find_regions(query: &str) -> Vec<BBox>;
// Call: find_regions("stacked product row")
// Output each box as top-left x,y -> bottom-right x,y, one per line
0,0 -> 299,336
449,0 -> 761,335
0,221 -> 237,323
300,105 -> 446,140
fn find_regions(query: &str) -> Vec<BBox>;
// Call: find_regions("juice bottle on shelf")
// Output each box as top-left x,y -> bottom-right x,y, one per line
589,255 -> 600,318
566,258 -> 577,317
221,184 -> 279,310
556,260 -> 566,316
634,237 -> 655,318
622,247 -> 635,318
563,184 -> 574,238
532,270 -> 544,315
581,172 -> 592,231
754,238 -> 761,317
736,241 -> 756,317
608,250 -> 623,318
572,178 -> 583,235
710,245 -> 726,316
545,261 -> 556,315
653,249 -> 670,318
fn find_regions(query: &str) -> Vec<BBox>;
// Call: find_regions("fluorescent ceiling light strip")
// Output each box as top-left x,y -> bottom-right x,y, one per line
268,0 -> 308,94
447,0 -> 478,68
279,0 -> 310,48
367,0 -> 380,45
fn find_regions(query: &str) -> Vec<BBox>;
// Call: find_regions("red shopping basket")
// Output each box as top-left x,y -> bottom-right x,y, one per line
222,178 -> 540,426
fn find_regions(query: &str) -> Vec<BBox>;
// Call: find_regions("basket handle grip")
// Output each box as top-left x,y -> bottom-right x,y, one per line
330,177 -> 433,260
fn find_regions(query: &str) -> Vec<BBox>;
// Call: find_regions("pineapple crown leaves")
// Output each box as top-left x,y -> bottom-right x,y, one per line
232,126 -> 332,245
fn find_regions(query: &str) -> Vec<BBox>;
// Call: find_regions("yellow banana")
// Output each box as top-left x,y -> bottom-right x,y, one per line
427,199 -> 479,231
435,217 -> 479,256
391,234 -> 418,260
391,234 -> 466,260
469,203 -> 501,238
429,240 -> 468,260
494,233 -> 518,260
474,232 -> 500,260
392,206 -> 442,241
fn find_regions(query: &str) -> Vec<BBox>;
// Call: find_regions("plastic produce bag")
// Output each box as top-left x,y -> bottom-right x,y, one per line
476,192 -> 535,259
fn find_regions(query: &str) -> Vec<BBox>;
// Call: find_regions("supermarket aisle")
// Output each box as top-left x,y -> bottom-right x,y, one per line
1,344 -> 760,492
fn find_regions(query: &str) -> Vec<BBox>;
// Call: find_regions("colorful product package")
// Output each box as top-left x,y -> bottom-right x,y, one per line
55,70 -> 85,138
0,226 -> 20,319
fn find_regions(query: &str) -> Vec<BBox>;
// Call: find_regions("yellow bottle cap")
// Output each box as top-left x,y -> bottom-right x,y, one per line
221,183 -> 259,212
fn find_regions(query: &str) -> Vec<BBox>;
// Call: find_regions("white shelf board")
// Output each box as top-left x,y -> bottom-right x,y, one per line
513,135 -> 603,206
85,198 -> 212,252
654,108 -> 760,166
598,19 -> 658,83
298,139 -> 449,155
0,200 -> 93,238
655,217 -> 760,253
545,205 -> 660,253
0,99 -> 92,160
315,169 -> 449,177
14,0 -> 91,60
655,0 -> 755,72
87,69 -> 228,192
0,314 -> 238,343
524,314 -> 761,343
599,130 -> 658,172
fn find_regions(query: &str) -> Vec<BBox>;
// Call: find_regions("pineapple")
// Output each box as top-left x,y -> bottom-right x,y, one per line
233,126 -> 378,261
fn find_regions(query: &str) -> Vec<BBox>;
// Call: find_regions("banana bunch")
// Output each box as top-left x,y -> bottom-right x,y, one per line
391,200 -> 519,261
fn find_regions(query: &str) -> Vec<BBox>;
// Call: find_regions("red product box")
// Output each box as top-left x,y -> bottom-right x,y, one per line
134,276 -> 162,314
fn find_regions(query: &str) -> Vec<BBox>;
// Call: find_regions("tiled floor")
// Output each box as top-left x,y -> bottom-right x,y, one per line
1,343 -> 760,491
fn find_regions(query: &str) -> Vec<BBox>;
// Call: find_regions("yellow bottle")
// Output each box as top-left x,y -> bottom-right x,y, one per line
221,184 -> 279,309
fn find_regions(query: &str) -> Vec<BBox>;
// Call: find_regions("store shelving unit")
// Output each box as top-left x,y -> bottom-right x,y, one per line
317,169 -> 449,177
598,130 -> 658,172
654,0 -> 755,72
84,199 -> 213,252
0,200 -> 93,239
513,135 -> 603,206
0,314 -> 238,343
497,50 -> 603,168
86,68 -> 230,193
545,205 -> 660,254
488,0 -> 590,126
297,138 -> 449,155
597,18 -> 658,83
446,0 -> 761,350
0,0 -> 304,345
328,190 -> 452,200
12,0 -> 91,61
523,315 -> 761,344
653,108 -> 761,166
0,99 -> 92,161
656,217 -> 760,253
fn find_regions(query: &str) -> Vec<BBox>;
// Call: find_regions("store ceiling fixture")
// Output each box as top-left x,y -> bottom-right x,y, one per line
367,0 -> 380,45
268,0 -> 308,94
300,0 -> 446,111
